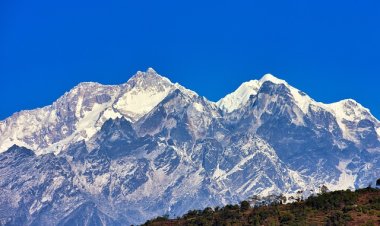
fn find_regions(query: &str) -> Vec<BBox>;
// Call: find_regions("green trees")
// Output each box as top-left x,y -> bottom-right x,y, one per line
305,189 -> 358,210
240,200 -> 250,211
143,188 -> 380,226
279,211 -> 295,224
325,211 -> 351,226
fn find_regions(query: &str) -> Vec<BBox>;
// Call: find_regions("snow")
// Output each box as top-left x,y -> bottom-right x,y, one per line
236,174 -> 263,194
0,81 -> 122,154
212,163 -> 226,180
76,101 -> 112,139
192,102 -> 204,112
114,69 -> 175,121
217,73 -> 379,144
72,162 -> 112,195
288,169 -> 306,188
0,108 -> 49,152
259,73 -> 286,84
39,91 -> 122,154
99,107 -> 124,122
0,138 -> 33,154
41,176 -> 65,203
146,67 -> 157,74
219,139 -> 277,181
93,173 -> 111,191
216,80 -> 260,113
258,184 -> 276,197
260,74 -> 315,114
324,99 -> 374,141
114,87 -> 171,121
326,160 -> 356,191
174,83 -> 198,98
114,68 -> 199,122
288,89 -> 311,114
1,68 -> 378,161
75,95 -> 83,118
326,99 -> 370,122
217,73 -> 315,115
29,200 -> 43,215
2,68 -> 380,226
0,68 -> 199,154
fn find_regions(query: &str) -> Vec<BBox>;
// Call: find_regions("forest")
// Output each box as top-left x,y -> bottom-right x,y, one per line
143,187 -> 380,226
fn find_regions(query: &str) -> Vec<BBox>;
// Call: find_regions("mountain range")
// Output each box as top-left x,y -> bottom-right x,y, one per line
0,68 -> 379,225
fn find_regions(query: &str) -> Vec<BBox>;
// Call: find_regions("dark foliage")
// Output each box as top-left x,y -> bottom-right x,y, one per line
305,189 -> 358,210
143,188 -> 380,226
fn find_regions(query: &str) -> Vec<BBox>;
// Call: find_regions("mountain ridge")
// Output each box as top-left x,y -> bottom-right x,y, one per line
0,68 -> 379,225
1,68 -> 378,155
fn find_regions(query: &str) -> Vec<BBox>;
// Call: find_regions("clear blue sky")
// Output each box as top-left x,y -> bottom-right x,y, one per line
1,0 -> 379,120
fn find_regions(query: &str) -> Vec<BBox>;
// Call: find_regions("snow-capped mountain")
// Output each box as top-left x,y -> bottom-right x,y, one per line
0,68 -> 379,225
0,68 -> 194,155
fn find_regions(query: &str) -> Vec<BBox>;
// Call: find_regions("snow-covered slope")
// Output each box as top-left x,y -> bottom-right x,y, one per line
217,73 -> 318,114
0,69 -> 379,225
217,80 -> 260,113
113,68 -> 174,121
218,73 -> 379,147
0,82 -> 122,154
325,99 -> 380,145
0,68 -> 196,155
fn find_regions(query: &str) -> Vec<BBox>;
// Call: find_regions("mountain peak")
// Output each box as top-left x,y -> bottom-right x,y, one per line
217,73 -> 290,113
326,98 -> 373,122
128,68 -> 173,87
114,69 -> 176,122
259,73 -> 286,85
337,99 -> 361,107
217,80 -> 260,113
146,67 -> 157,74
0,68 -> 380,226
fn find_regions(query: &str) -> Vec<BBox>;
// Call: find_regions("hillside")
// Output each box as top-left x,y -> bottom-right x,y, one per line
143,188 -> 380,226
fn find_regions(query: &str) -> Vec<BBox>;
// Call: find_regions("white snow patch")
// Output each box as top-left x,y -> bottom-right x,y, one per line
236,174 -> 263,194
260,73 -> 286,84
41,176 -> 65,203
212,164 -> 226,180
217,80 -> 260,113
76,102 -> 109,138
192,102 -> 204,112
102,107 -> 123,120
0,139 -> 33,154
75,96 -> 83,118
174,83 -> 198,98
114,85 -> 172,121
219,140 -> 277,181
288,169 -> 306,188
220,154 -> 255,180
258,184 -> 276,197
29,200 -> 43,215
327,160 -> 356,191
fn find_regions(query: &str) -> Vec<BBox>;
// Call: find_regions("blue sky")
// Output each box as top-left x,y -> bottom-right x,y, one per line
1,0 -> 379,120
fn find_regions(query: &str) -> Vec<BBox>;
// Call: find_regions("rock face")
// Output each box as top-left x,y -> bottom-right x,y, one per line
0,68 -> 379,225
